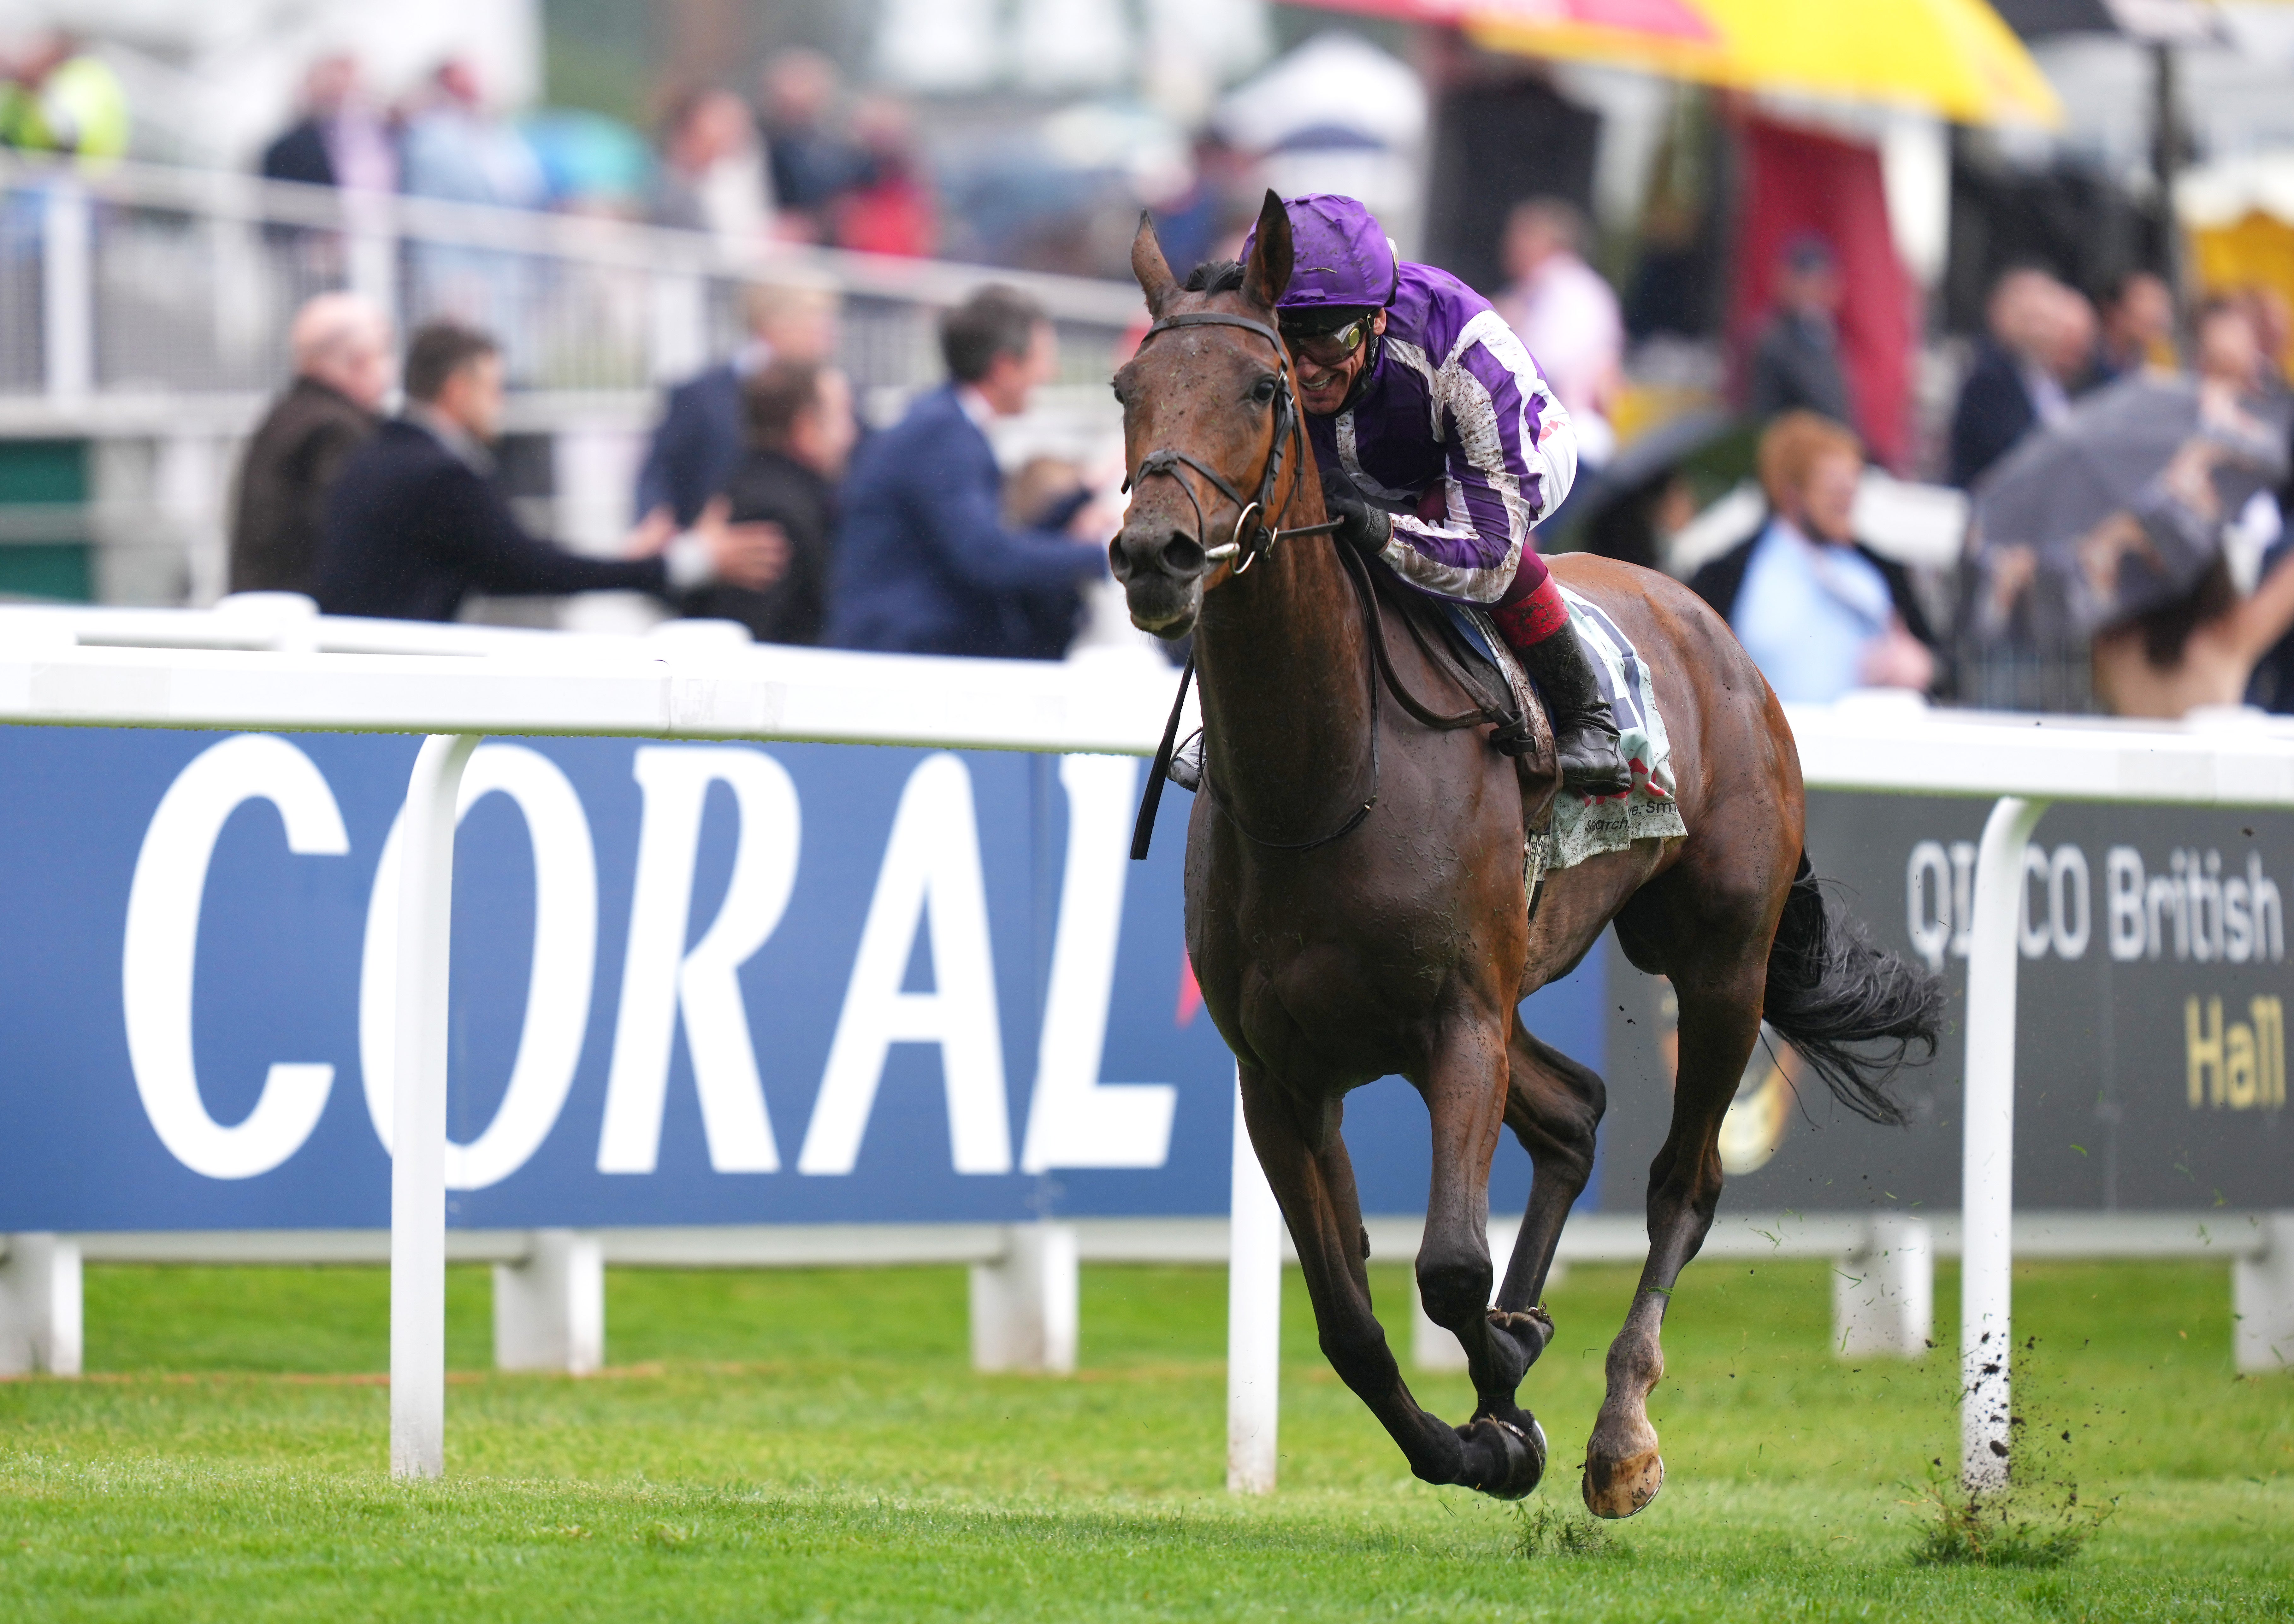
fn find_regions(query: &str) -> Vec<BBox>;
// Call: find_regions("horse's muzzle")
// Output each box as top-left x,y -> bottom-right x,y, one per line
1114,521 -> 1208,582
1110,523 -> 1205,638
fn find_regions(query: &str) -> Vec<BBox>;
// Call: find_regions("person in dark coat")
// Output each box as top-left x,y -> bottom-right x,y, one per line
826,286 -> 1105,659
1690,411 -> 1936,703
1746,234 -> 1855,432
258,55 -> 396,193
229,293 -> 394,595
756,49 -> 869,242
2094,269 -> 2175,385
260,113 -> 333,188
633,281 -> 840,527
1948,268 -> 2087,489
683,359 -> 855,644
317,321 -> 780,622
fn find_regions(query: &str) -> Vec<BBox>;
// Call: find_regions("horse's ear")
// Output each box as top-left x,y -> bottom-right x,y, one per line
1242,189 -> 1292,311
1132,211 -> 1178,318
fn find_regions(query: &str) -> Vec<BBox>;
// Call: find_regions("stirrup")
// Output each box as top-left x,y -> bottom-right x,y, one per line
1167,729 -> 1203,792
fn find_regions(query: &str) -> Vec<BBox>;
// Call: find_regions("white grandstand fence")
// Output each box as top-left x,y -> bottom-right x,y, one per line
0,613 -> 2290,1490
0,153 -> 1147,318
0,152 -> 1143,414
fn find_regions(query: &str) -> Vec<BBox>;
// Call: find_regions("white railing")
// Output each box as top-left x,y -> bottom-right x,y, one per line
1786,696 -> 2294,1489
1,613 -> 2291,1491
0,153 -> 1143,423
0,591 -> 760,656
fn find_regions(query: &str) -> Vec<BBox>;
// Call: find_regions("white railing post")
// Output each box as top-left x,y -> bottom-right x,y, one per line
41,178 -> 92,400
345,190 -> 399,335
1833,1214 -> 1932,1359
494,1229 -> 605,1374
1412,1273 -> 1470,1372
1961,794 -> 2047,1492
969,1223 -> 1080,1374
390,733 -> 478,1480
2234,1213 -> 2294,1373
1227,1071 -> 1281,1494
0,1233 -> 82,1375
647,271 -> 709,386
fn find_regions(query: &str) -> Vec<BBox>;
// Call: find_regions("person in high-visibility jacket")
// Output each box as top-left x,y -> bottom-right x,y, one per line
0,33 -> 129,161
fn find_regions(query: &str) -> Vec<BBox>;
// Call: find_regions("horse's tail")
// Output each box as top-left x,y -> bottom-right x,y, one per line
1761,853 -> 1945,1127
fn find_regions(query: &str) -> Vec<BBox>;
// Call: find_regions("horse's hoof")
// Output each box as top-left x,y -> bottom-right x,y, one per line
1486,1304 -> 1555,1375
1460,1414 -> 1546,1501
1581,1446 -> 1663,1519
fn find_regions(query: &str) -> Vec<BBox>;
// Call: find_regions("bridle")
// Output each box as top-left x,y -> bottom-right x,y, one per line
1120,311 -> 1339,575
1123,307 -> 1357,860
1120,304 -> 1527,865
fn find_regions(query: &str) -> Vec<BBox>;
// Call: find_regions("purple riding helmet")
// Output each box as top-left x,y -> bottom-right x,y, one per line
1239,193 -> 1398,318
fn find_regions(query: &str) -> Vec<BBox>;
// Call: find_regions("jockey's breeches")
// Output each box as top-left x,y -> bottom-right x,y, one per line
1489,548 -> 1569,649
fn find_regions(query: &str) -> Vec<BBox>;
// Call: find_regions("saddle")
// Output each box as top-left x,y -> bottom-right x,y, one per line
1381,577 -> 1564,912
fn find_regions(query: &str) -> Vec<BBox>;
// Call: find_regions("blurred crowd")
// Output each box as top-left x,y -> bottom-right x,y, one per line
144,20 -> 2290,729
244,46 -> 939,257
227,278 -> 1114,661
0,31 -> 938,257
222,180 -> 2294,727
1538,202 -> 2294,724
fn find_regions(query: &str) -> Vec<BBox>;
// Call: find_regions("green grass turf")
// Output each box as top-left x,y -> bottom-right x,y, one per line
3,1256 -> 2288,1620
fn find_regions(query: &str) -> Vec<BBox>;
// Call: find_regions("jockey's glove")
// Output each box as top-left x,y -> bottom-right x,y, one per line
1319,473 -> 1391,559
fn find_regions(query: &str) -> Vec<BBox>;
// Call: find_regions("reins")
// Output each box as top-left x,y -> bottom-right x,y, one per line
1124,306 -> 1515,862
1362,558 -> 1513,734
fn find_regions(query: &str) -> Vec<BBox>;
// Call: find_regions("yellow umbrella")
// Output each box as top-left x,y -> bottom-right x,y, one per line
1464,0 -> 2063,129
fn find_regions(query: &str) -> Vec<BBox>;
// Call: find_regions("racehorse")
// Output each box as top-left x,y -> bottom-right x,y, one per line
1109,193 -> 1942,1516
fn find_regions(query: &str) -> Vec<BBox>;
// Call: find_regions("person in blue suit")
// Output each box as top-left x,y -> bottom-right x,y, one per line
635,282 -> 841,527
827,286 -> 1107,659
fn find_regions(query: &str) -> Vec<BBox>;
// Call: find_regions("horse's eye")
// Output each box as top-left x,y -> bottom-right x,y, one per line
1250,375 -> 1278,404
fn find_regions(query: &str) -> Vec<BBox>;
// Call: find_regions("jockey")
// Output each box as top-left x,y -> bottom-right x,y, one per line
1244,193 -> 1631,796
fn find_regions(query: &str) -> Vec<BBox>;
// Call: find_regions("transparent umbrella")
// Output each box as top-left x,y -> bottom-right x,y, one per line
1967,374 -> 2291,653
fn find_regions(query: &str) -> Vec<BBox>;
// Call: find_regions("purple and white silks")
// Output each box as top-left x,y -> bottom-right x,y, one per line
1304,260 -> 1579,605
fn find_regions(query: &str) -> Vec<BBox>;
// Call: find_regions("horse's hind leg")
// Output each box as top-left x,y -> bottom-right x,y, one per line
1581,876 -> 1778,1519
1238,1061 -> 1525,1496
1487,1016 -> 1606,1366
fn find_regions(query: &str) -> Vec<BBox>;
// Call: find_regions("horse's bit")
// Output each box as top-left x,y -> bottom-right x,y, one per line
1120,311 -> 1339,574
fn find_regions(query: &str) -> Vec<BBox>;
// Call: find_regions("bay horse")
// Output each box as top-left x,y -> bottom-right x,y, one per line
1109,194 -> 1941,1516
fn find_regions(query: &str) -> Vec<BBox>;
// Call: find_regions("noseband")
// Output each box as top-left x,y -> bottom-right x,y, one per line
1121,311 -> 1339,574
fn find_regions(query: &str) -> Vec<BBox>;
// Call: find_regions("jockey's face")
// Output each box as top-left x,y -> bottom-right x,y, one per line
1290,309 -> 1387,416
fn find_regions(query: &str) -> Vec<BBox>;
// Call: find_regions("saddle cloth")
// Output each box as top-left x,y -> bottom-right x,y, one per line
1443,587 -> 1687,881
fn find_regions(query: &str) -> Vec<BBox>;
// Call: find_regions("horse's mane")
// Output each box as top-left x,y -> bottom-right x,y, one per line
1184,260 -> 1247,294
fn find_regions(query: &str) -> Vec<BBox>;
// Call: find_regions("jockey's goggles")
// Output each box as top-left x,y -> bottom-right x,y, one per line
1280,311 -> 1377,368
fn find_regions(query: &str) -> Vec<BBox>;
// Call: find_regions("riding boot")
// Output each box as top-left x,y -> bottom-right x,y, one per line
1511,626 -> 1632,797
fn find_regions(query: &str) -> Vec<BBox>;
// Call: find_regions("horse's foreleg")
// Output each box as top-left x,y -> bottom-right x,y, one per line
1411,1013 -> 1546,1499
1582,961 -> 1764,1519
1489,1016 -> 1606,1362
1236,1062 -> 1475,1490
